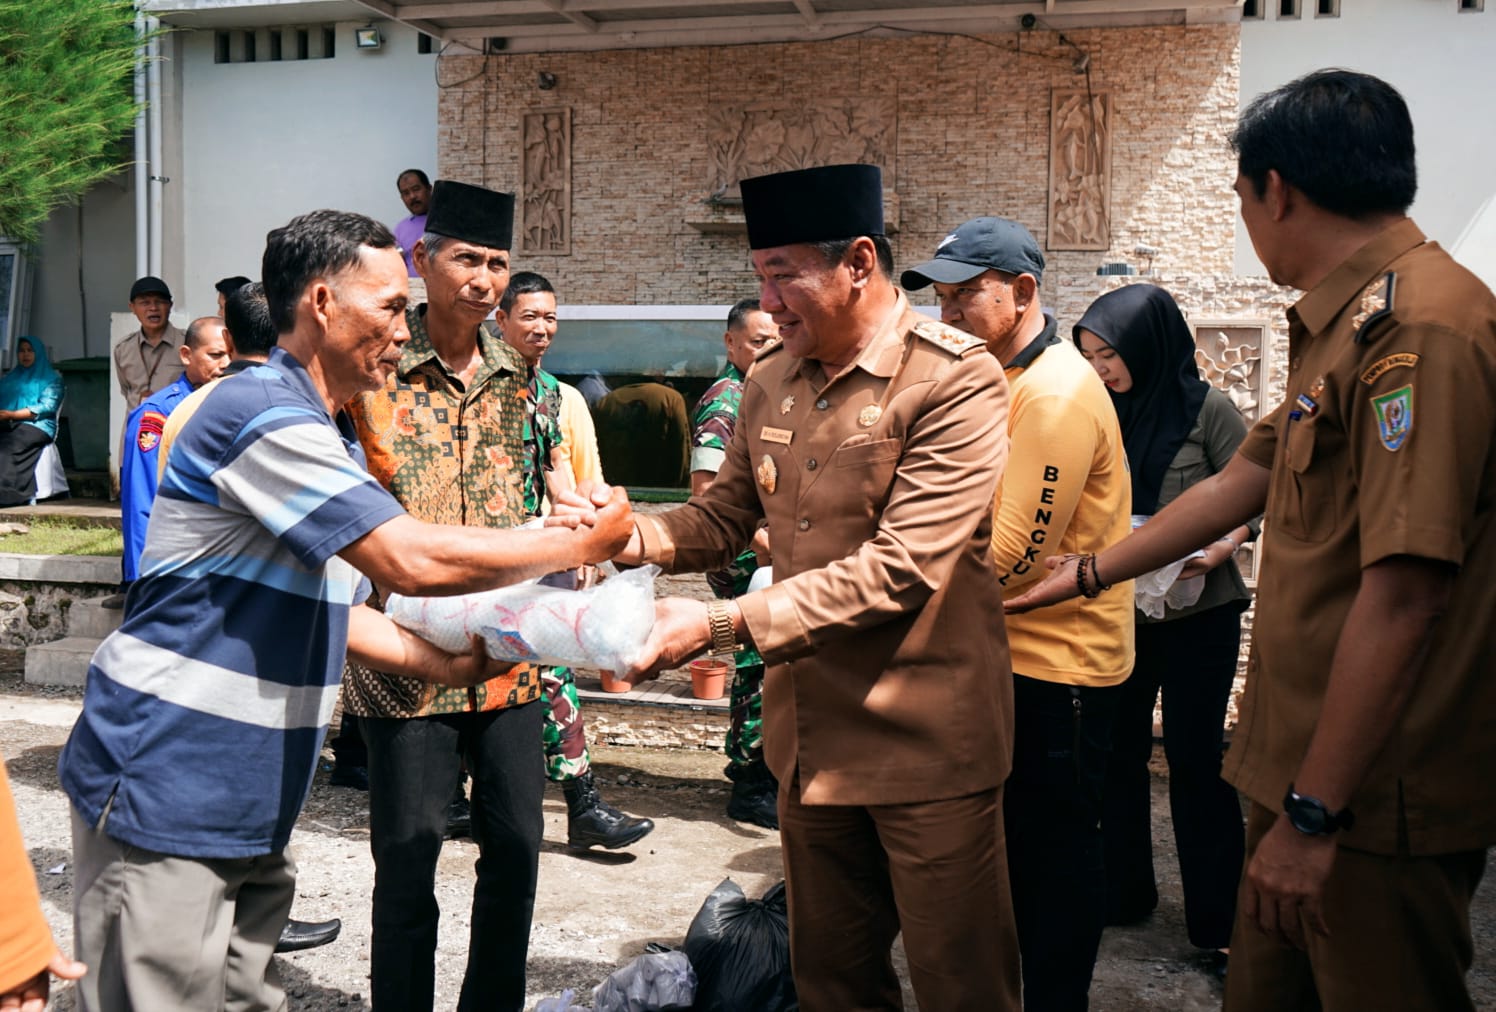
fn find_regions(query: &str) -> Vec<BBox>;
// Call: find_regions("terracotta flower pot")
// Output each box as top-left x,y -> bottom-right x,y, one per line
689,658 -> 728,700
598,670 -> 631,693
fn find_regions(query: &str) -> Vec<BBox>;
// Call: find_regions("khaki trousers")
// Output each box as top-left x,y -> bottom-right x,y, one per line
778,780 -> 1021,1011
1227,802 -> 1486,1012
71,805 -> 295,1012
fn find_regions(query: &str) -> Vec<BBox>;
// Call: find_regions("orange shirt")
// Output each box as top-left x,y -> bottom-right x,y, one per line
0,762 -> 54,994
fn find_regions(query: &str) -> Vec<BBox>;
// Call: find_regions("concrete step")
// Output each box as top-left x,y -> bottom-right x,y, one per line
25,636 -> 100,688
69,598 -> 122,640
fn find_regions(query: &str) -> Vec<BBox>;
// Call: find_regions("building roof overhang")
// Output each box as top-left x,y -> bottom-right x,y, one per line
146,0 -> 1243,53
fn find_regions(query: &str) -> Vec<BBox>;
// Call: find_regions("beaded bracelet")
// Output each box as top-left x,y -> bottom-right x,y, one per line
1078,553 -> 1113,599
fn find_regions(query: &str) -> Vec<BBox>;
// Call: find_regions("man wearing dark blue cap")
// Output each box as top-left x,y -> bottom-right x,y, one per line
905,217 -> 1132,1009
615,164 -> 1022,1010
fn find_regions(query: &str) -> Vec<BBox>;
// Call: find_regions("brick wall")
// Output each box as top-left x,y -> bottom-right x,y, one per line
437,25 -> 1248,316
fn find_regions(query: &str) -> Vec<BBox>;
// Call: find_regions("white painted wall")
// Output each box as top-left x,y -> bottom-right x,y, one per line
170,19 -> 438,318
1238,0 -> 1496,275
29,176 -> 139,364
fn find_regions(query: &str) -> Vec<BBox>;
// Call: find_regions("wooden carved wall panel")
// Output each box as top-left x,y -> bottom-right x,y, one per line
1192,320 -> 1268,425
1193,319 -> 1270,581
706,100 -> 896,199
1048,90 -> 1112,251
521,107 -> 571,255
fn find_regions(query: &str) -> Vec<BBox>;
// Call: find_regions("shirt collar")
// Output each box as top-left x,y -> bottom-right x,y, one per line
794,290 -> 912,383
267,346 -> 332,416
135,323 -> 182,348
1291,218 -> 1426,337
397,305 -> 523,386
1004,313 -> 1060,371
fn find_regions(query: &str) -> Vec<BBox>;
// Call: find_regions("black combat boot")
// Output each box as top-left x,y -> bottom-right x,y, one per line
563,771 -> 655,850
725,758 -> 779,830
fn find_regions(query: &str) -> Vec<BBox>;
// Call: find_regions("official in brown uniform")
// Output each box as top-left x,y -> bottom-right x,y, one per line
1007,70 -> 1496,1011
615,164 -> 1021,1011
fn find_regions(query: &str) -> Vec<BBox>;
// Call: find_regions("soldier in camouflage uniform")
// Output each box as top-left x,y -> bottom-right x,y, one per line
495,271 -> 654,850
690,298 -> 780,828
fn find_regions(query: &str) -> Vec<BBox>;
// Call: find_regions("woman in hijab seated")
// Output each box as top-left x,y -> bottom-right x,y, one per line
0,336 -> 65,506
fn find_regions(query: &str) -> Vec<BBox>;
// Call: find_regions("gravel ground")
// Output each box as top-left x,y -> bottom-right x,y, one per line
3,656 -> 1493,1011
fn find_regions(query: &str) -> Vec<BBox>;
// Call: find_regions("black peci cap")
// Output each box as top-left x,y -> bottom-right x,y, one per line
425,180 -> 515,250
740,164 -> 885,251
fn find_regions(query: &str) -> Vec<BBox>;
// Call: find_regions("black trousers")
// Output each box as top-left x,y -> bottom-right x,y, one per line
1006,673 -> 1122,1012
1102,604 -> 1246,949
361,703 -> 545,1012
0,423 -> 51,506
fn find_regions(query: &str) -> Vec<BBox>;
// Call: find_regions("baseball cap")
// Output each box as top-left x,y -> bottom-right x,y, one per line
901,217 -> 1045,290
129,276 -> 172,302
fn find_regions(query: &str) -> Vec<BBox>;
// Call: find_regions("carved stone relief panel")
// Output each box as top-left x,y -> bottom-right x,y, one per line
1192,318 -> 1270,581
706,100 -> 897,199
1048,90 -> 1112,251
521,107 -> 570,255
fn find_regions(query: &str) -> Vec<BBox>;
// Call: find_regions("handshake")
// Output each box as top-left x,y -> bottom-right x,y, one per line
543,479 -> 638,564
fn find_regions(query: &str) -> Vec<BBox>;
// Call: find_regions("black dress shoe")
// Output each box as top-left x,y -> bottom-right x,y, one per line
329,764 -> 369,790
275,917 -> 341,953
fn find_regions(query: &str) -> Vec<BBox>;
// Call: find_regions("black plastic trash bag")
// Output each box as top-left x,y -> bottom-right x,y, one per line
592,950 -> 695,1012
682,878 -> 798,1012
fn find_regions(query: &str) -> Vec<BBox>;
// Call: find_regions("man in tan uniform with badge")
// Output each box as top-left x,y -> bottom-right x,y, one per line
614,164 -> 1021,1011
1009,69 -> 1496,1010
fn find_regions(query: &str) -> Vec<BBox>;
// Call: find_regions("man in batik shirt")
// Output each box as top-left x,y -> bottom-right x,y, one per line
494,269 -> 655,851
689,297 -> 779,828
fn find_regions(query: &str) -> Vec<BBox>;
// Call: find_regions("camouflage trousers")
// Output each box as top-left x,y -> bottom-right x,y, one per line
541,666 -> 590,782
725,658 -> 765,769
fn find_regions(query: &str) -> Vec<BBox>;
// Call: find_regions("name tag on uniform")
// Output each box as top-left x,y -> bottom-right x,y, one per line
760,426 -> 794,445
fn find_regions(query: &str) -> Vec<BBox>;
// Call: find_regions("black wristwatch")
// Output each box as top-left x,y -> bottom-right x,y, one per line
1283,784 -> 1355,836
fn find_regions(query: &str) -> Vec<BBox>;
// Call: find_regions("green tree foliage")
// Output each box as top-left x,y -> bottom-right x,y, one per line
0,0 -> 147,244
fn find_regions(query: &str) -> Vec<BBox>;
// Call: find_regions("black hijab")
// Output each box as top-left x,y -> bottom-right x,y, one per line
1073,284 -> 1209,515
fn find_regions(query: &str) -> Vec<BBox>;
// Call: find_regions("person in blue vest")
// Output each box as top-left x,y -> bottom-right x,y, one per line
117,316 -> 231,600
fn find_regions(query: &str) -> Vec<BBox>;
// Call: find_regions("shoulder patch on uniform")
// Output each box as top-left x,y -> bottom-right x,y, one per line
1359,352 -> 1419,385
136,410 -> 166,453
1351,272 -> 1396,345
756,337 -> 786,360
1370,383 -> 1413,452
912,319 -> 985,357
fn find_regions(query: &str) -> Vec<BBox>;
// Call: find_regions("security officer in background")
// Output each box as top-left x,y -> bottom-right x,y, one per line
116,316 -> 231,604
615,164 -> 1022,1011
1009,69 -> 1496,1011
904,216 -> 1132,1009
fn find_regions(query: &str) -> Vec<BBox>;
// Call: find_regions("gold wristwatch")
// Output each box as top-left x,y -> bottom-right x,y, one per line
706,600 -> 740,656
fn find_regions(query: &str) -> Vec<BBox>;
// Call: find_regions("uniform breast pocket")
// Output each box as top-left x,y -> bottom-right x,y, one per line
1276,418 -> 1340,543
831,437 -> 903,514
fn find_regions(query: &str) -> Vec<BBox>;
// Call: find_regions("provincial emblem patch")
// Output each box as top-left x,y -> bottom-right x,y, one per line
1370,384 -> 1413,452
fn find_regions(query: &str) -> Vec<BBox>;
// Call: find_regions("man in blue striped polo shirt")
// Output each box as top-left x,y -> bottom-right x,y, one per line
58,209 -> 634,1012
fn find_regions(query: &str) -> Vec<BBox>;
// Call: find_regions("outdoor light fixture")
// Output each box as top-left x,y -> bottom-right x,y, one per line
538,71 -> 558,90
354,25 -> 382,50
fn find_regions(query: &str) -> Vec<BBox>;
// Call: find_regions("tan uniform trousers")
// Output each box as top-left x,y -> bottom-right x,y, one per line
1227,802 -> 1486,1012
70,806 -> 295,1012
779,778 -> 1021,1011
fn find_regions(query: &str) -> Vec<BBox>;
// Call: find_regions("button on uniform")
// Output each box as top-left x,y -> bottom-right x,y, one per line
798,519 -> 811,531
815,398 -> 830,410
806,458 -> 818,471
